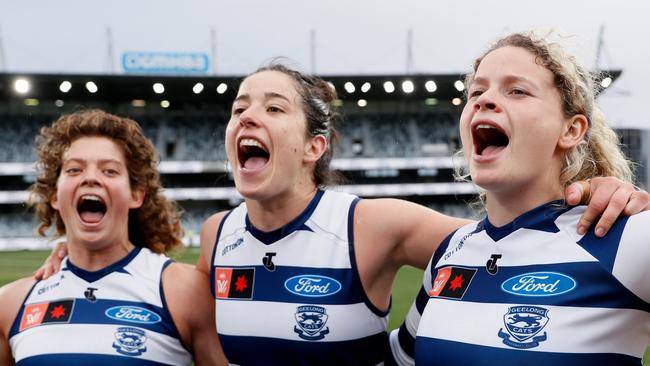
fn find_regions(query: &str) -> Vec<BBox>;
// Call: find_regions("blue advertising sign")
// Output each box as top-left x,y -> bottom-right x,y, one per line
122,52 -> 209,75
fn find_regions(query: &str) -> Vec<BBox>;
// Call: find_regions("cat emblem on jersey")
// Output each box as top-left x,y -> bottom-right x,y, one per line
293,305 -> 330,340
112,327 -> 148,356
498,305 -> 549,349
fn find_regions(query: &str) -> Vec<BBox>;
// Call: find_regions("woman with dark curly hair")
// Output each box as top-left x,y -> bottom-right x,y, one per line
0,110 -> 227,365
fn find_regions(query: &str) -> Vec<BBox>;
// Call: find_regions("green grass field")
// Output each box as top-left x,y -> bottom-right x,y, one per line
1,249 -> 648,363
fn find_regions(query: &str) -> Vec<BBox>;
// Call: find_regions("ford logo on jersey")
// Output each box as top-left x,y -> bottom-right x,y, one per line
284,275 -> 342,297
501,272 -> 576,297
105,306 -> 161,324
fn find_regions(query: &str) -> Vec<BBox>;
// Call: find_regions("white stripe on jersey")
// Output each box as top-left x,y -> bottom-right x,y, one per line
441,226 -> 596,268
10,323 -> 192,365
33,252 -> 167,307
216,300 -> 387,341
418,298 -> 649,357
613,211 -> 650,303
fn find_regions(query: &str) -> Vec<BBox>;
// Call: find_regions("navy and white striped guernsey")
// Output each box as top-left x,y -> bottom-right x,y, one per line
211,190 -> 390,366
389,201 -> 650,366
8,247 -> 192,366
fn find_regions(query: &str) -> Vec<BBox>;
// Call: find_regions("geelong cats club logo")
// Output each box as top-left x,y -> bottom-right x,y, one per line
112,327 -> 148,356
294,305 -> 330,340
498,305 -> 549,349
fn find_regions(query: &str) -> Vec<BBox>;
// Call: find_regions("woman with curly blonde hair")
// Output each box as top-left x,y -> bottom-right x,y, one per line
391,31 -> 650,365
0,110 -> 226,365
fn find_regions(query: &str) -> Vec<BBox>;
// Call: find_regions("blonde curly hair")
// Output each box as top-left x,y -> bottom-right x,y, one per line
457,31 -> 633,191
29,109 -> 183,254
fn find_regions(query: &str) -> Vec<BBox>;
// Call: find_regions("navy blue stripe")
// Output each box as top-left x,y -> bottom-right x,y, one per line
414,286 -> 429,315
17,354 -> 179,366
429,262 -> 650,313
210,209 -> 232,298
415,337 -> 641,366
397,322 -> 415,358
481,200 -> 569,242
347,197 -> 390,317
16,298 -> 179,336
428,228 -> 459,277
220,332 -> 388,366
577,215 -> 628,272
64,247 -> 142,283
246,189 -> 324,244
214,265 -> 375,305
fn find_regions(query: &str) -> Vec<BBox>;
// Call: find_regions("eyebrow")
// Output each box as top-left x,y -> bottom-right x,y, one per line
62,158 -> 124,166
233,92 -> 291,104
472,75 -> 540,91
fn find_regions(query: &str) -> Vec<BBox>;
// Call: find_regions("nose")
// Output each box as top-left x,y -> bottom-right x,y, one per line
238,107 -> 261,128
473,90 -> 499,112
81,167 -> 102,186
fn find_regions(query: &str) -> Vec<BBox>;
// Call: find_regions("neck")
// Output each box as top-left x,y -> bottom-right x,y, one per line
485,180 -> 564,227
246,186 -> 318,232
67,239 -> 135,272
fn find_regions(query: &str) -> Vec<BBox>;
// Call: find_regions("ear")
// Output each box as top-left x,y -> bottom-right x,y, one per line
558,114 -> 588,150
303,134 -> 328,164
50,192 -> 60,211
129,187 -> 145,209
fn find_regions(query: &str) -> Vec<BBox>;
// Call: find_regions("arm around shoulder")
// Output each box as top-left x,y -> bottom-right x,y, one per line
163,262 -> 228,366
356,198 -> 471,270
0,278 -> 36,366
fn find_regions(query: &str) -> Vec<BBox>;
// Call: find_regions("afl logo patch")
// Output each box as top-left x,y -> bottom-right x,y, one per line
105,306 -> 161,324
284,275 -> 342,297
501,272 -> 576,297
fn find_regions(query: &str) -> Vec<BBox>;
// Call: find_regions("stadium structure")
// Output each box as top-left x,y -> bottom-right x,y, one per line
0,69 -> 642,249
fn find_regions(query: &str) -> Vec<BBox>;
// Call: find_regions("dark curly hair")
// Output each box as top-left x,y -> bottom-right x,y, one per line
29,109 -> 183,253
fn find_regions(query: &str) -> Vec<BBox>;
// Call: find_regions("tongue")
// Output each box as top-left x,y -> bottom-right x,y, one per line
481,145 -> 505,157
80,211 -> 104,224
243,156 -> 268,170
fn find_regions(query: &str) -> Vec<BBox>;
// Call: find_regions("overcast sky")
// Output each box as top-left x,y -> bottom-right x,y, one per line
1,0 -> 647,128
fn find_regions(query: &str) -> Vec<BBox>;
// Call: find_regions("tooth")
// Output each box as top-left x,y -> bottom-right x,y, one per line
476,124 -> 495,130
81,195 -> 101,201
239,138 -> 262,148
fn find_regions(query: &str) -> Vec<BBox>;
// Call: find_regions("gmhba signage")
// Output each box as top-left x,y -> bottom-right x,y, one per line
122,52 -> 209,75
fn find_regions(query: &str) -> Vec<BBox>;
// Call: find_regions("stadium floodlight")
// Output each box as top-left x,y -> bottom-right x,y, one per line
357,99 -> 367,107
55,100 -> 65,107
14,78 -> 30,94
383,81 -> 395,93
344,82 -> 356,94
193,82 -> 204,94
600,77 -> 612,89
425,80 -> 437,93
216,83 -> 228,94
59,81 -> 72,93
153,83 -> 165,94
85,81 -> 98,93
361,82 -> 371,93
327,81 -> 336,91
454,80 -> 465,92
452,97 -> 462,106
402,80 -> 415,94
161,100 -> 170,108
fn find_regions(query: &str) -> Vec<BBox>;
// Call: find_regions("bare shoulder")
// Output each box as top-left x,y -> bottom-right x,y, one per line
0,277 -> 36,337
197,210 -> 230,273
